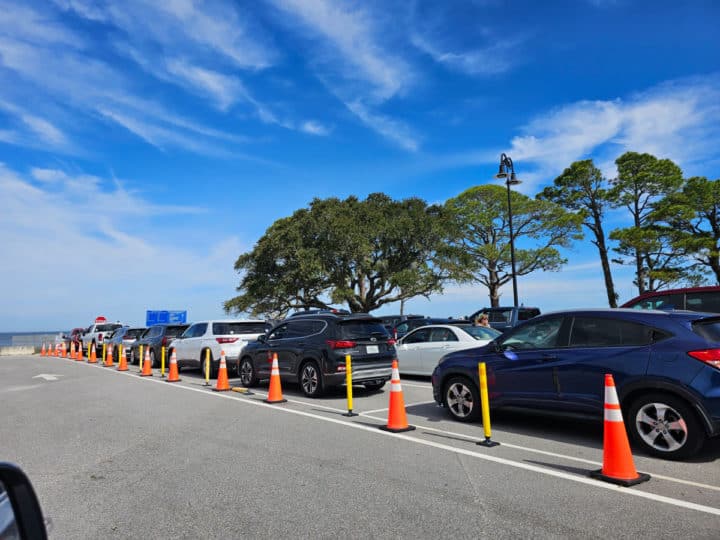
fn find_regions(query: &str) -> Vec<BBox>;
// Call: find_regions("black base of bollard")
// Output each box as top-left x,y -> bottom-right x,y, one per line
343,410 -> 359,417
477,437 -> 500,447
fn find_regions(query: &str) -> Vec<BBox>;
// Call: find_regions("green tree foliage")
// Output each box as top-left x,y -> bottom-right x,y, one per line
539,159 -> 618,307
444,184 -> 583,307
653,176 -> 720,284
224,193 -> 460,317
609,152 -> 684,293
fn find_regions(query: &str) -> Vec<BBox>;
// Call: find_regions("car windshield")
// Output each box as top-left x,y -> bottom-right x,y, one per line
463,326 -> 501,340
125,328 -> 145,339
213,322 -> 267,335
338,320 -> 389,340
690,318 -> 720,343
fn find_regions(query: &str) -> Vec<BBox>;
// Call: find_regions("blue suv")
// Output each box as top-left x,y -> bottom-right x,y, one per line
431,309 -> 720,460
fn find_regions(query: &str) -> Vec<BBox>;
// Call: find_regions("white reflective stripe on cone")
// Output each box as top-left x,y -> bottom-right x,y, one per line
390,382 -> 402,392
605,386 -> 620,405
604,408 -> 624,422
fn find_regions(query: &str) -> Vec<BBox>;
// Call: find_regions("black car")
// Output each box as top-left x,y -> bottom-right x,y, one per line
131,323 -> 190,367
239,313 -> 395,397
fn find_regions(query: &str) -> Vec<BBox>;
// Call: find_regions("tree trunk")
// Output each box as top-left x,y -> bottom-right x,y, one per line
594,221 -> 618,307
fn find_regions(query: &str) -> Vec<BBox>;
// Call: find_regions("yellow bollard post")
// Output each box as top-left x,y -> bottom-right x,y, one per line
138,344 -> 144,372
161,346 -> 166,378
477,362 -> 499,447
343,354 -> 358,417
203,349 -> 210,386
102,343 -> 106,365
119,344 -> 123,367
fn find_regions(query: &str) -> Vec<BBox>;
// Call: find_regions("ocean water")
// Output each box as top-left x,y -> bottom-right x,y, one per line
0,331 -> 64,347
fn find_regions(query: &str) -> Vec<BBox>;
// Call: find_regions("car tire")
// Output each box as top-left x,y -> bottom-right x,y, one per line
443,376 -> 481,422
299,361 -> 324,398
627,393 -> 705,460
363,381 -> 385,392
150,350 -> 157,369
239,357 -> 258,387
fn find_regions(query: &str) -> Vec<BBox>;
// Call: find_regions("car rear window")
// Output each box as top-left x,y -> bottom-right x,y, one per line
488,309 -> 513,323
338,320 -> 389,340
98,324 -> 122,332
125,328 -> 145,339
213,322 -> 267,335
691,318 -> 720,342
166,325 -> 189,338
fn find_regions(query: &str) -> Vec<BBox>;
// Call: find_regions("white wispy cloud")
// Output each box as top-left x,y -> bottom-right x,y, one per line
411,34 -> 523,76
300,120 -> 331,136
165,58 -> 245,111
0,100 -> 68,148
345,101 -> 419,152
0,163 -> 244,330
499,76 -> 720,190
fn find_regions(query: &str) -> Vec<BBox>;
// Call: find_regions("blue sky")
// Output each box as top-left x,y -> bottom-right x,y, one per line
1,0 -> 719,331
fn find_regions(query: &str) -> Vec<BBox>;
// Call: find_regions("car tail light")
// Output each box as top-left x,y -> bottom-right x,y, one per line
326,340 -> 356,349
216,337 -> 239,344
98,333 -> 103,341
336,364 -> 346,372
161,336 -> 167,347
688,349 -> 720,369
387,338 -> 396,346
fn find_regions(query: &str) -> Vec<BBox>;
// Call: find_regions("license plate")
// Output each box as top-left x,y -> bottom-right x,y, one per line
366,345 -> 379,354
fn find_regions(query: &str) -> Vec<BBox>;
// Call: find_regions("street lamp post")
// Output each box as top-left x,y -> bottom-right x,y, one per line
494,153 -> 521,308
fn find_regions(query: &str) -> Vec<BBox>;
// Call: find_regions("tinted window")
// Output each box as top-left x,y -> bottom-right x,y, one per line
126,328 -> 146,339
488,309 -> 513,324
629,293 -> 684,310
430,328 -> 458,342
569,317 -> 653,347
519,309 -> 540,321
287,320 -> 317,338
97,324 -> 122,332
404,328 -> 431,344
502,317 -> 564,350
213,322 -> 267,335
166,325 -> 189,338
686,292 -> 720,313
338,320 -> 389,340
268,324 -> 289,340
691,318 -> 720,342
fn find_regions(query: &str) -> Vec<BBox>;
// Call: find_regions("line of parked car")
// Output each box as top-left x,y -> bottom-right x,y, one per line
56,286 -> 720,461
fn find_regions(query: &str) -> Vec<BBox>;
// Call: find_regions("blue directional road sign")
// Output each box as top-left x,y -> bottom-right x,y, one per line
146,310 -> 188,326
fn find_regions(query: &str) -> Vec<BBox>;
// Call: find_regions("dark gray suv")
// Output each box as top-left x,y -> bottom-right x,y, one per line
238,313 -> 395,397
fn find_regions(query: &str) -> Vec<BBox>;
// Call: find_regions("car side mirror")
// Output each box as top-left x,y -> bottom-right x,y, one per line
0,462 -> 49,539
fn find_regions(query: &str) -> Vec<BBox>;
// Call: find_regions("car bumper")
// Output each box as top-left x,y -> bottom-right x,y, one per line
324,367 -> 392,387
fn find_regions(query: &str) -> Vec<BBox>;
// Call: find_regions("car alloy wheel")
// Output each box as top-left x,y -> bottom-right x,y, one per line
444,376 -> 480,422
239,358 -> 257,387
628,393 -> 704,459
299,362 -> 323,397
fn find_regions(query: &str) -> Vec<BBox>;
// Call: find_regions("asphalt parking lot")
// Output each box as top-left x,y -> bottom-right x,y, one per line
1,354 -> 719,538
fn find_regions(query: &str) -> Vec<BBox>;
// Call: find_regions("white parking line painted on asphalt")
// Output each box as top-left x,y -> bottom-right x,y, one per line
361,400 -> 436,415
55,357 -> 720,497
399,382 -> 432,388
359,413 -> 720,493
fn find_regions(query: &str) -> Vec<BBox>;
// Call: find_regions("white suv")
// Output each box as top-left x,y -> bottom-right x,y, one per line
168,319 -> 268,377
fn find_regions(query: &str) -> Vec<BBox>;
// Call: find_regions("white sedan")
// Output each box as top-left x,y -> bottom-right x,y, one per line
396,324 -> 500,376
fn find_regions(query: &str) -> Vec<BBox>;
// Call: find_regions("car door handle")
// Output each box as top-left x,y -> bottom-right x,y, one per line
541,354 -> 557,361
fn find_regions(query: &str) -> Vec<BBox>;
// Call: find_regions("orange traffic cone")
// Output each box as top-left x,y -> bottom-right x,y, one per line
54,344 -> 59,357
590,374 -> 650,486
140,347 -> 153,377
88,342 -> 98,364
264,353 -> 286,403
117,346 -> 129,372
69,341 -> 75,359
77,343 -> 84,362
166,350 -> 181,382
212,350 -> 231,391
40,343 -> 46,356
61,342 -> 67,358
104,344 -> 114,367
380,359 -> 415,433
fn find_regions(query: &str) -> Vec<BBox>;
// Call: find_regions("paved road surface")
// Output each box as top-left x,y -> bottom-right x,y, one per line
1,354 -> 719,538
